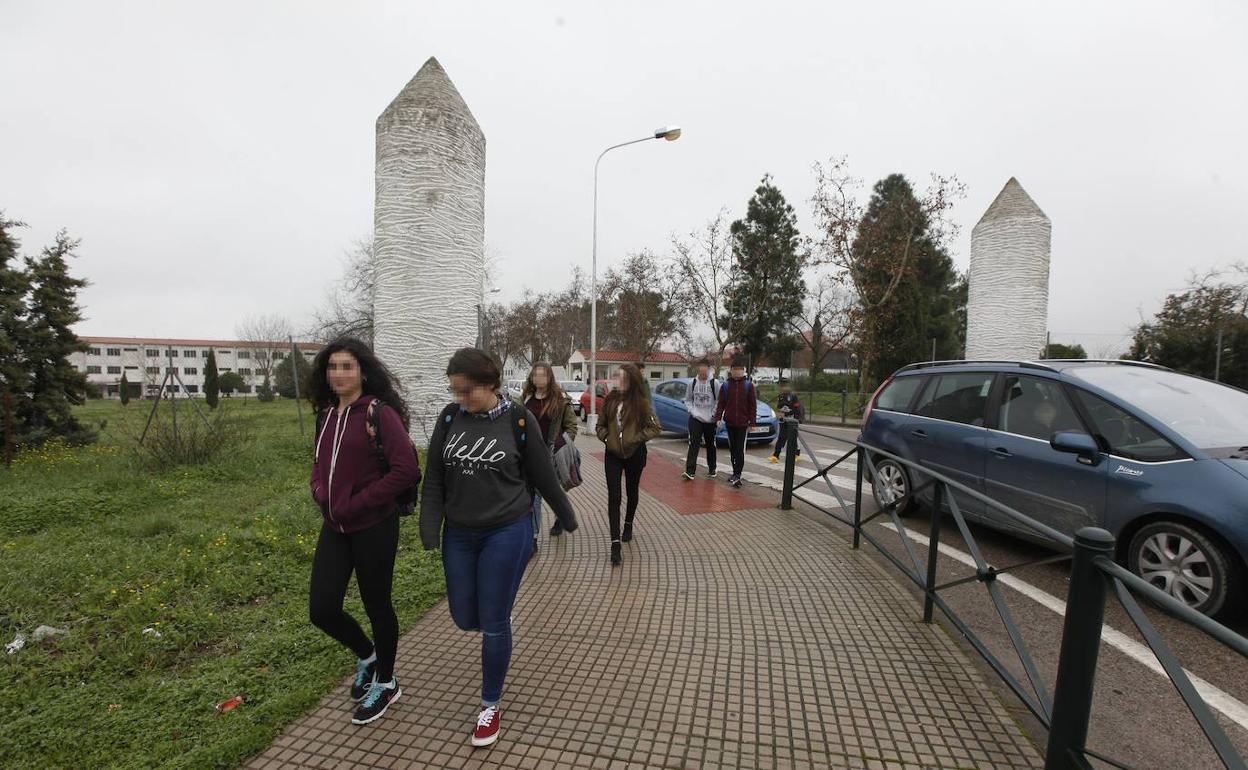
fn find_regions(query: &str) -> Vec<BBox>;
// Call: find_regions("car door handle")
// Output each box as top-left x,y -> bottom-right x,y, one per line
910,429 -> 928,439
990,447 -> 1012,458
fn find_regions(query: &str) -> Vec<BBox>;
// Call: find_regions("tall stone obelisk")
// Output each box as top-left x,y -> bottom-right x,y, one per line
965,178 -> 1051,361
373,58 -> 485,441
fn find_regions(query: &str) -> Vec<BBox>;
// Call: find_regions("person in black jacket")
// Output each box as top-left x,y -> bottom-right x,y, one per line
420,348 -> 577,749
770,377 -> 804,464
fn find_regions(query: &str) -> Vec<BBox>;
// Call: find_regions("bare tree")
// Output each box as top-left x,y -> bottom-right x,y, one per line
600,250 -> 685,363
538,267 -> 590,367
669,210 -> 742,373
810,157 -> 964,309
310,236 -> 375,344
501,292 -> 546,370
788,271 -> 857,382
809,156 -> 965,384
236,314 -> 292,386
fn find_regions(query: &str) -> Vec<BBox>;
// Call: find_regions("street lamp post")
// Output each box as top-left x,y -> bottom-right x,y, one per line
476,283 -> 501,349
589,125 -> 681,430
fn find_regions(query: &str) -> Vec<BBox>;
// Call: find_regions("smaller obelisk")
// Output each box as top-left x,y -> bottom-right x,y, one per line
373,58 -> 486,441
965,178 -> 1051,361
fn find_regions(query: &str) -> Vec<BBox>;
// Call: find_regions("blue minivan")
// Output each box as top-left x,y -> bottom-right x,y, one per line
859,360 -> 1248,618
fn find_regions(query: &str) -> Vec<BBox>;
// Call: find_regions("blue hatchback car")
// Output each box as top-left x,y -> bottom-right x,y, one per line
859,360 -> 1248,618
651,378 -> 780,445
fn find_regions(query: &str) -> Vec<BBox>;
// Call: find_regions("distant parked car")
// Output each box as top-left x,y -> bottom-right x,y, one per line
579,379 -> 616,422
561,380 -> 587,417
858,359 -> 1248,618
505,379 -> 525,400
651,378 -> 779,445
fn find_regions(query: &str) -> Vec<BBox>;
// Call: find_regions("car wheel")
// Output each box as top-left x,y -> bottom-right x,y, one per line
1128,521 -> 1241,618
870,458 -> 915,516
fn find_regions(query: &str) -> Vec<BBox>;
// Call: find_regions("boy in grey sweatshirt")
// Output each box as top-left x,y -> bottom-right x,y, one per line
682,359 -> 720,480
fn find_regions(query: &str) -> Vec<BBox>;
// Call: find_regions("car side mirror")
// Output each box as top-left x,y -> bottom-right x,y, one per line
1051,431 -> 1101,465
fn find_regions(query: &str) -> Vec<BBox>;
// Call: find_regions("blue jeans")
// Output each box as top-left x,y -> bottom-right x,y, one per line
442,515 -> 534,705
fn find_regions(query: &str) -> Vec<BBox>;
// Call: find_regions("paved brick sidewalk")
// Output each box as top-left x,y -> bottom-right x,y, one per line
247,437 -> 1041,770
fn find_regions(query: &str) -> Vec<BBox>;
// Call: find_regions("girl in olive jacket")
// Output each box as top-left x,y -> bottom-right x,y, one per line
595,363 -> 662,565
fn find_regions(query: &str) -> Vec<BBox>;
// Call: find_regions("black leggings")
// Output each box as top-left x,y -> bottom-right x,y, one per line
605,445 -> 647,541
309,515 -> 400,681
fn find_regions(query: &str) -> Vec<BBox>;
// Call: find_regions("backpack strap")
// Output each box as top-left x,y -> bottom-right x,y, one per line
365,398 -> 387,471
510,401 -> 528,454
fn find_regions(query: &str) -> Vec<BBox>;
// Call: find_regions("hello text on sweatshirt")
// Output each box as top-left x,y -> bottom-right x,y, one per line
419,400 -> 577,549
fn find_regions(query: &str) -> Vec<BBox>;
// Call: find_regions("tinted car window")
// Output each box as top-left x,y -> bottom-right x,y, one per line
998,376 -> 1084,440
1072,390 -> 1184,462
876,376 -> 922,412
656,381 -> 688,399
913,373 -> 993,426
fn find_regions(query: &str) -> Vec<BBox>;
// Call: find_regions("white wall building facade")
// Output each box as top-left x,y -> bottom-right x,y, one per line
71,336 -> 321,399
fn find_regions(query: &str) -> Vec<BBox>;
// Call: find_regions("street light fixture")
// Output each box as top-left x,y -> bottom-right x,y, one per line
588,125 -> 682,429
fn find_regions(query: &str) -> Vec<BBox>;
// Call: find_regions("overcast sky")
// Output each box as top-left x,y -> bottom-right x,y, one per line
3,1 -> 1246,355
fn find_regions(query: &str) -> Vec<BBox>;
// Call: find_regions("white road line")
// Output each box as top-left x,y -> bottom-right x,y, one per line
881,523 -> 1248,733
649,441 -> 1248,734
650,442 -> 860,493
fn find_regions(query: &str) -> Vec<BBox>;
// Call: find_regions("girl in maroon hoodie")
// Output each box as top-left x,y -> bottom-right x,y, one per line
308,337 -> 421,726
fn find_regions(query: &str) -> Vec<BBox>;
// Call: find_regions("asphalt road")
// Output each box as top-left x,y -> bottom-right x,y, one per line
644,426 -> 1248,770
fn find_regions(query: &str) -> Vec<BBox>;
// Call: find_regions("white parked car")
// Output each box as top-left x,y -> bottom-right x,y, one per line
561,380 -> 588,416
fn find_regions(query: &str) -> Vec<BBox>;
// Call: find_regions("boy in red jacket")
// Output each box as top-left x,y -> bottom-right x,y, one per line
712,358 -> 756,488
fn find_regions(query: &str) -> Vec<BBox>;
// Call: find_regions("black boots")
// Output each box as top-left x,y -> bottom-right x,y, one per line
610,541 -> 622,566
621,519 -> 634,543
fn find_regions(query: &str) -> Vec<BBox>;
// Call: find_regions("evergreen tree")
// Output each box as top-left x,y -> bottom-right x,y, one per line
274,351 -> 311,399
1129,268 -> 1248,386
851,175 -> 964,386
723,176 -> 805,372
119,371 -> 131,405
218,371 -> 245,396
257,373 -> 275,402
765,333 -> 801,378
203,348 -> 220,409
21,230 -> 93,445
0,215 -> 31,432
1043,342 -> 1087,359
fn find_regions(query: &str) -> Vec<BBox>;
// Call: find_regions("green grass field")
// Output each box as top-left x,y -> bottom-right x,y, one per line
0,399 -> 444,769
754,384 -> 868,424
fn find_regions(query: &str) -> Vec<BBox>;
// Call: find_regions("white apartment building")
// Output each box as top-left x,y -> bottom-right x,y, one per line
71,336 -> 322,399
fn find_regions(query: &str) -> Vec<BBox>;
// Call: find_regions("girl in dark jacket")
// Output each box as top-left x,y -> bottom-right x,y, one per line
308,337 -> 421,726
521,362 -> 579,543
421,348 -> 578,748
595,363 -> 662,566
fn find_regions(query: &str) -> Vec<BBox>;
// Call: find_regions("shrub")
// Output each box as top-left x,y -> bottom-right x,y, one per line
127,405 -> 255,471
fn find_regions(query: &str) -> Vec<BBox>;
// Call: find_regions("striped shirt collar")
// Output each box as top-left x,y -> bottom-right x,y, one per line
461,391 -> 512,421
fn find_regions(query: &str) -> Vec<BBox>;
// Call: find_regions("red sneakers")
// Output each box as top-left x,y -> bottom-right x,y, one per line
471,705 -> 501,747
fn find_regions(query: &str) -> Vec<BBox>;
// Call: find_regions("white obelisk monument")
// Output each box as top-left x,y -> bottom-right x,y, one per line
373,58 -> 485,440
965,178 -> 1051,361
